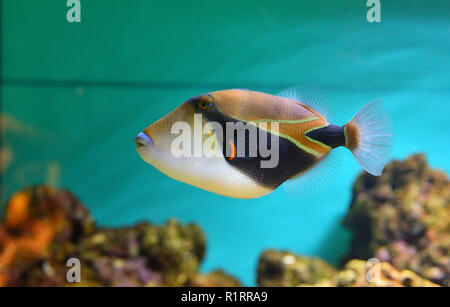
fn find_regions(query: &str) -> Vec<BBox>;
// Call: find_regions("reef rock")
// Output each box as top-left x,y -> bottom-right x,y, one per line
332,259 -> 439,287
0,185 -> 240,287
74,220 -> 206,286
0,185 -> 95,286
257,250 -> 439,287
257,250 -> 337,286
343,154 -> 449,286
186,270 -> 241,287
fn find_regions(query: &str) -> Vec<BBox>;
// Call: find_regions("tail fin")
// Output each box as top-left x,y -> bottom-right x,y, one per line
344,100 -> 393,176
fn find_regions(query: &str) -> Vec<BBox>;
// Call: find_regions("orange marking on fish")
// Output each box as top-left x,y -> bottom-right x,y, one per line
228,140 -> 236,160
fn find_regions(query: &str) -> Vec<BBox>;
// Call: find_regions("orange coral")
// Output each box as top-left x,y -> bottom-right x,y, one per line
0,186 -> 80,286
5,192 -> 29,229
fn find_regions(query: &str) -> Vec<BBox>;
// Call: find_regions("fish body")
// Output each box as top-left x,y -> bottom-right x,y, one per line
135,89 -> 392,199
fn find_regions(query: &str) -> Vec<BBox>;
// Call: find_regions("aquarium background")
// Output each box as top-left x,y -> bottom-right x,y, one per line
1,0 -> 449,285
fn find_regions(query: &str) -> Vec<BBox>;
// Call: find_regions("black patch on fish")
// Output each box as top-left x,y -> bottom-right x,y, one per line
305,124 -> 345,149
204,108 -> 318,189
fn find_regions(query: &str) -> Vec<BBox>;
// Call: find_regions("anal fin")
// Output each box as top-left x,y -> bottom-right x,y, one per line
283,149 -> 342,197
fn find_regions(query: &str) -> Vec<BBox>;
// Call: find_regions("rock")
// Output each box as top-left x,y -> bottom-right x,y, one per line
0,185 -> 94,286
257,250 -> 337,286
0,185 -> 239,287
140,220 -> 206,285
186,270 -> 241,287
257,250 -> 439,287
333,259 -> 439,287
343,154 -> 449,286
75,220 -> 206,286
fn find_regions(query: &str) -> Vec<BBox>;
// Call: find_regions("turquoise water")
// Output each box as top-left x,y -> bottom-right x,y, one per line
1,1 -> 449,285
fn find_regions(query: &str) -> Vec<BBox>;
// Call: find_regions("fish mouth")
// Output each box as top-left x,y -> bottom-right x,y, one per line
135,132 -> 153,149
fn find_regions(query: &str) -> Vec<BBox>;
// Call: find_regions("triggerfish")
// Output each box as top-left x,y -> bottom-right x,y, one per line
135,89 -> 393,199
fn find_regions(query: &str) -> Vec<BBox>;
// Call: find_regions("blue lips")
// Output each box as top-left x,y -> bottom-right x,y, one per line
135,132 -> 153,148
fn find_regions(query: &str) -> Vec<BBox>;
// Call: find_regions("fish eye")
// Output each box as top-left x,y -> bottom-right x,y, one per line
198,98 -> 214,111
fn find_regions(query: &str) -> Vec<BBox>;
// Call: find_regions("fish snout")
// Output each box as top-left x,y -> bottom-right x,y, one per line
135,132 -> 153,148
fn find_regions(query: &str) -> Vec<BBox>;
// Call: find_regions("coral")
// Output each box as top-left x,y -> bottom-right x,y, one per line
333,260 -> 439,287
257,250 -> 337,286
0,185 -> 239,287
74,221 -> 205,286
343,154 -> 449,286
257,250 -> 439,287
186,270 -> 241,287
0,185 -> 94,286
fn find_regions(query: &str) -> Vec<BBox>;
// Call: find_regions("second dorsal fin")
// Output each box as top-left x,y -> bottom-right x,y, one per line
277,86 -> 331,122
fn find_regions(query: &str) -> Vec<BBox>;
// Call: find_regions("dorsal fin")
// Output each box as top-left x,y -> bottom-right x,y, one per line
277,86 -> 331,122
